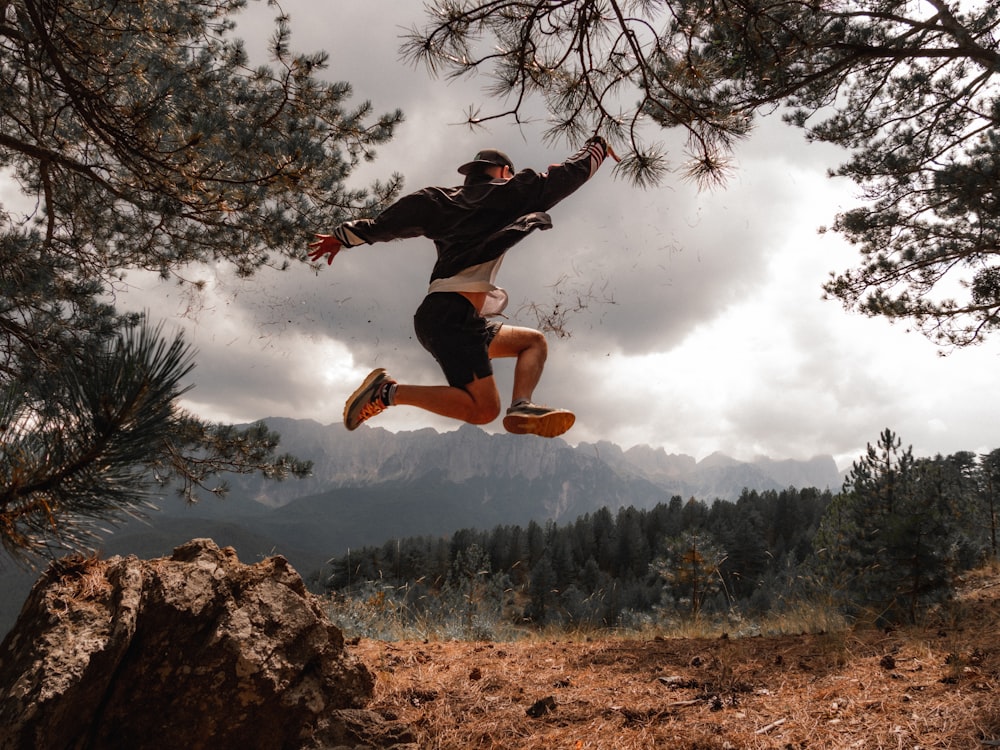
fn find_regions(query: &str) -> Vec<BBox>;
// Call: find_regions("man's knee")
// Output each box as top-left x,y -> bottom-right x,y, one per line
467,401 -> 502,425
526,328 -> 548,358
462,377 -> 502,424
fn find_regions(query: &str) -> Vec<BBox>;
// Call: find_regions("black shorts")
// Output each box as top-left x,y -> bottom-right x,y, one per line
414,292 -> 502,388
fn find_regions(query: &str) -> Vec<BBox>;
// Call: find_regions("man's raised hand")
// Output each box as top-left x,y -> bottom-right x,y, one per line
307,234 -> 343,265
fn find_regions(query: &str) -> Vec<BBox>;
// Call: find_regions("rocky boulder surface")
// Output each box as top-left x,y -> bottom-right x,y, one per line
0,538 -> 414,750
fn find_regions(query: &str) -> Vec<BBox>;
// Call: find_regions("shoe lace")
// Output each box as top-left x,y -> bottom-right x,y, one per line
355,397 -> 387,425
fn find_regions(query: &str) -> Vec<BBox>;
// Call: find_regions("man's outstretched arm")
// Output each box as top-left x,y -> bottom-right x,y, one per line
309,189 -> 440,265
530,135 -> 614,210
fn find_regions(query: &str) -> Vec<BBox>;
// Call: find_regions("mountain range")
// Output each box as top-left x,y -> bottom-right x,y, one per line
0,418 -> 843,637
227,418 -> 843,508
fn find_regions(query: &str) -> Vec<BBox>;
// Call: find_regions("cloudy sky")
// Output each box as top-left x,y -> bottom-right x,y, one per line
117,2 -> 999,471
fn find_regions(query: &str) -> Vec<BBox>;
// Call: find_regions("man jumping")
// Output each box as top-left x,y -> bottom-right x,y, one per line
308,135 -> 612,438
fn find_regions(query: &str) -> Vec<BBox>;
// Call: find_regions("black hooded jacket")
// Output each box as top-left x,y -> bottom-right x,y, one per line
332,139 -> 608,286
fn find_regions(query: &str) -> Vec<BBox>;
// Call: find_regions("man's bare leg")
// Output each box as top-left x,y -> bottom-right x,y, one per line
346,324 -> 570,435
487,324 -> 548,405
488,325 -> 574,437
393,376 -> 501,425
392,324 -> 545,423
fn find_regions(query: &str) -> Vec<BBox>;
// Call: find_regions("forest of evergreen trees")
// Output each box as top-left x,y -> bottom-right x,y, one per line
324,432 -> 1000,630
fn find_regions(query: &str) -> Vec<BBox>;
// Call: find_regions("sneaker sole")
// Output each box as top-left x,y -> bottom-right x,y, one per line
502,410 -> 575,438
343,368 -> 388,430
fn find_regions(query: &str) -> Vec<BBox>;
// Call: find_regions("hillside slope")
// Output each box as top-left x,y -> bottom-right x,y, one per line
349,568 -> 1000,749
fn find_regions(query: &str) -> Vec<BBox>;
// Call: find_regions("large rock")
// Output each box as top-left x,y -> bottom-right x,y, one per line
0,539 -> 414,750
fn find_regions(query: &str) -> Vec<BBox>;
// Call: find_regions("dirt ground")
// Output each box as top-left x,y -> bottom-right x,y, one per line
350,572 -> 1000,749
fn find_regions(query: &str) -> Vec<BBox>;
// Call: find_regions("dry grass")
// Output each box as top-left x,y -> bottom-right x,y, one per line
42,552 -> 114,619
349,570 -> 1000,749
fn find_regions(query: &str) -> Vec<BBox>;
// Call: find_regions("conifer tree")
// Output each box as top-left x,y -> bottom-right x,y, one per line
526,552 -> 557,624
0,0 -> 402,560
979,449 -> 1000,561
815,429 -> 962,623
650,531 -> 726,617
815,429 -> 912,620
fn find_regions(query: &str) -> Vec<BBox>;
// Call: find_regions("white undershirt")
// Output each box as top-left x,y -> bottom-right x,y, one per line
427,256 -> 509,316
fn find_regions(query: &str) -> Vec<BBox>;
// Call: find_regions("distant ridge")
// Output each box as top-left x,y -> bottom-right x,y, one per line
229,418 -> 843,509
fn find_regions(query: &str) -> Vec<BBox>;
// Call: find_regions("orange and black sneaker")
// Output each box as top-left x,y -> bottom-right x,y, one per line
502,402 -> 575,438
343,368 -> 395,431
